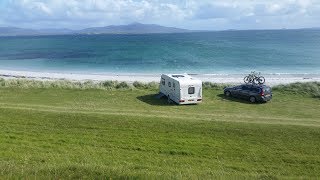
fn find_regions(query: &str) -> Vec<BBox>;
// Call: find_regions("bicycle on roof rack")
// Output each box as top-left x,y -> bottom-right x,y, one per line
243,71 -> 265,85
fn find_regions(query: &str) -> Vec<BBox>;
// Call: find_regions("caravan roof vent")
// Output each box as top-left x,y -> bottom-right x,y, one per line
172,75 -> 185,78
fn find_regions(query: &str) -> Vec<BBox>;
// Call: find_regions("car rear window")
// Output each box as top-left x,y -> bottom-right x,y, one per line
263,87 -> 271,93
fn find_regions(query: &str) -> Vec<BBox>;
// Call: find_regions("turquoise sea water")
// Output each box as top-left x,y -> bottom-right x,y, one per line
0,29 -> 320,75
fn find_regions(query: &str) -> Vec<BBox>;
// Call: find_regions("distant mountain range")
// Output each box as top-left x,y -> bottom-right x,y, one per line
0,23 -> 193,36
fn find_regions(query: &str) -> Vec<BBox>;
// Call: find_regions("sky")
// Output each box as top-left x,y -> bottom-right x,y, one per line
0,0 -> 319,30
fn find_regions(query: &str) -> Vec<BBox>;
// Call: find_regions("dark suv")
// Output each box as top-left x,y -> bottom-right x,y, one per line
224,84 -> 272,103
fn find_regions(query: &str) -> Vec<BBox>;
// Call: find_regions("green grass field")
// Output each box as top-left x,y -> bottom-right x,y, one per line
0,81 -> 320,179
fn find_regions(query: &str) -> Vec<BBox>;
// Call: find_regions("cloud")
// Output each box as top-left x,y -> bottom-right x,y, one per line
193,3 -> 243,19
253,2 -> 301,16
0,0 -> 190,28
0,0 -> 319,30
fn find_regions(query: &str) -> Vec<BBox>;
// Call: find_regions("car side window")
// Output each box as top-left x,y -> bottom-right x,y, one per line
249,87 -> 258,92
242,86 -> 249,90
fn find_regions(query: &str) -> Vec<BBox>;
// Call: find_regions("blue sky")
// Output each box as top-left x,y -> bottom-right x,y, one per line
0,0 -> 319,30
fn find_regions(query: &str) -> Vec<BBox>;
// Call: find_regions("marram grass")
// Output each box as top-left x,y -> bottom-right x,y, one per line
0,78 -> 158,90
273,81 -> 320,98
1,78 -> 319,97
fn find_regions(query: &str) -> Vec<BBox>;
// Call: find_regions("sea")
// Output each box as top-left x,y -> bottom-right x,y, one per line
0,29 -> 320,75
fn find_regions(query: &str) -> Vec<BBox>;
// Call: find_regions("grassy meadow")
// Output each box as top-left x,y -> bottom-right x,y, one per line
0,79 -> 320,178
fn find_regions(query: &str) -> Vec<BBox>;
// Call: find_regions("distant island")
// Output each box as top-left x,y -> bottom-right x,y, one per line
1,23 -> 319,37
0,23 -> 193,36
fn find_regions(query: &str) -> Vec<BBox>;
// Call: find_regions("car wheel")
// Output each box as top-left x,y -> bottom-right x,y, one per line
225,91 -> 231,97
249,96 -> 256,103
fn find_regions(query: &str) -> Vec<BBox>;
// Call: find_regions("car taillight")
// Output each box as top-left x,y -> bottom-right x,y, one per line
179,100 -> 185,102
260,89 -> 264,96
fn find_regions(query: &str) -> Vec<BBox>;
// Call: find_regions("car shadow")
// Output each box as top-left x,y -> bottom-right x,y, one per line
136,94 -> 177,106
217,94 -> 265,104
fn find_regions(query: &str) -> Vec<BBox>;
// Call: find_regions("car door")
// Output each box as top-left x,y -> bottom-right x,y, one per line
232,85 -> 242,97
239,85 -> 250,99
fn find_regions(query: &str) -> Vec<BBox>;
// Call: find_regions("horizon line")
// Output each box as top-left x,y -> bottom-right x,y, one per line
0,22 -> 319,32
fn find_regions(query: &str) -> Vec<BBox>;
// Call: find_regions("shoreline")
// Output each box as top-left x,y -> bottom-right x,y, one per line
1,69 -> 320,86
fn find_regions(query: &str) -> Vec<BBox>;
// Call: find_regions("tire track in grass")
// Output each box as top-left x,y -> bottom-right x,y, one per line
0,103 -> 319,127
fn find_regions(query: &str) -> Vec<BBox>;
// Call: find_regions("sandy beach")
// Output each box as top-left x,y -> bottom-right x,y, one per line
1,69 -> 320,86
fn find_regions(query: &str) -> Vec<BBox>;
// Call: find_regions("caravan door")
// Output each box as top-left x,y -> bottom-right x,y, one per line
168,81 -> 179,103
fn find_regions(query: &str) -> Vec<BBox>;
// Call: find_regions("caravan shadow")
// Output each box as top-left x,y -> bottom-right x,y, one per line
216,94 -> 264,104
136,94 -> 177,106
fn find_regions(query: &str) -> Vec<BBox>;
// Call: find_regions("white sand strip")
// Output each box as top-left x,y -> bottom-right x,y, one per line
1,69 -> 320,86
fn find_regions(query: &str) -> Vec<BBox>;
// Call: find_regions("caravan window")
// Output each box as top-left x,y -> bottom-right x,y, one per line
172,75 -> 184,78
161,78 -> 165,85
188,87 -> 195,94
168,82 -> 171,87
173,83 -> 175,88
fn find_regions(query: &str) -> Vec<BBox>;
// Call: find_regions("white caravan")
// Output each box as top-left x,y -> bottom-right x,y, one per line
159,74 -> 202,105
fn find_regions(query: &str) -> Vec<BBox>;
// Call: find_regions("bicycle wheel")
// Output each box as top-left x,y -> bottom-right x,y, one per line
244,76 -> 250,84
257,76 -> 265,84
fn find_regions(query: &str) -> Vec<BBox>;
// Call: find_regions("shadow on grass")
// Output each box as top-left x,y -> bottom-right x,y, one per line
136,94 -> 177,106
216,94 -> 265,104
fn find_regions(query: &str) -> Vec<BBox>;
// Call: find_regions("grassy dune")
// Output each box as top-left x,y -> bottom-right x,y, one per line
0,80 -> 320,178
